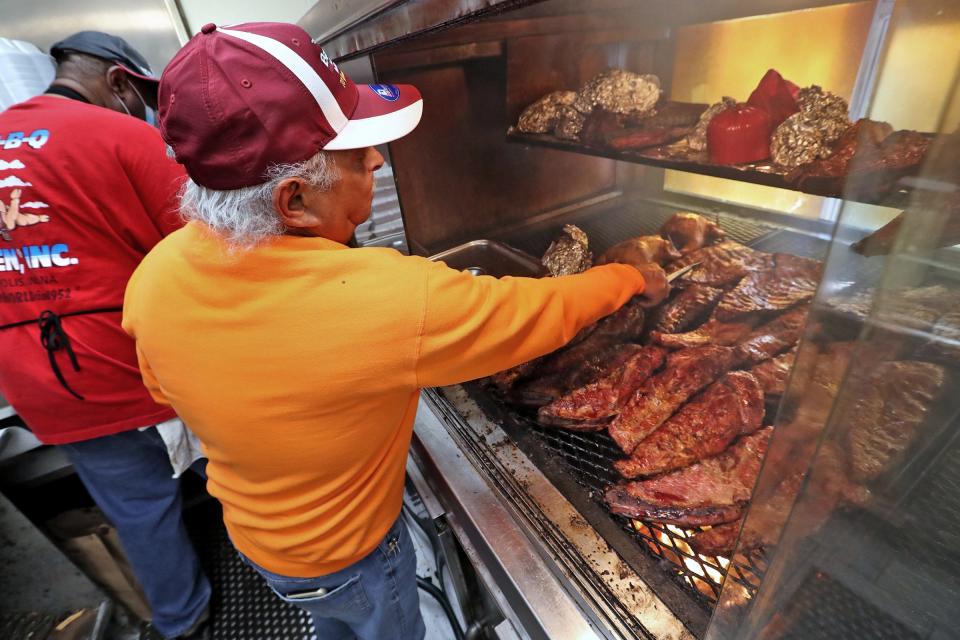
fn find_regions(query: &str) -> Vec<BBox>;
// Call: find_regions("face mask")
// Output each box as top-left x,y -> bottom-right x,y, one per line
111,77 -> 156,126
129,82 -> 157,127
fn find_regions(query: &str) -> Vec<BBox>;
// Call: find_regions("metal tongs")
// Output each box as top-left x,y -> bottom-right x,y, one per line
666,261 -> 701,283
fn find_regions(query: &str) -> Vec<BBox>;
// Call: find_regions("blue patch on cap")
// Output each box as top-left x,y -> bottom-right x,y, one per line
370,84 -> 400,102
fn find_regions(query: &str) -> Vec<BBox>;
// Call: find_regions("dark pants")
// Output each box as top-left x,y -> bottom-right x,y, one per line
61,427 -> 211,638
240,515 -> 426,640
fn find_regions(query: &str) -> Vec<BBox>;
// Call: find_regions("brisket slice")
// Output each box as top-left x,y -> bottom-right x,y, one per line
605,427 -> 772,527
650,316 -> 759,350
538,345 -> 666,427
715,254 -> 821,321
615,371 -> 765,478
667,241 -> 774,288
609,345 -> 737,454
749,347 -> 798,398
734,306 -> 810,366
648,284 -> 724,334
847,361 -> 947,483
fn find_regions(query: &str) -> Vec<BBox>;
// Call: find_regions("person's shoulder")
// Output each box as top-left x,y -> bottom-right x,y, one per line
351,246 -> 435,273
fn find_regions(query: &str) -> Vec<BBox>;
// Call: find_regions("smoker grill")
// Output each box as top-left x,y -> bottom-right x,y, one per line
302,1 -> 960,638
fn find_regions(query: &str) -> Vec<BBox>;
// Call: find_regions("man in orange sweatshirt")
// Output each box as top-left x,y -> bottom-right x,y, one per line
123,21 -> 667,640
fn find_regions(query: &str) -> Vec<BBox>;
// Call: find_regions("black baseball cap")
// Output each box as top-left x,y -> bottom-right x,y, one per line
50,31 -> 158,84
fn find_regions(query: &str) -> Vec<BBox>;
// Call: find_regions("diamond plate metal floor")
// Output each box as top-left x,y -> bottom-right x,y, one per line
185,501 -> 457,640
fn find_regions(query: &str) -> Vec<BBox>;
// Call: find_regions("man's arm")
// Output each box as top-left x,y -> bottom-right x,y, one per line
133,342 -> 172,407
414,259 -> 648,388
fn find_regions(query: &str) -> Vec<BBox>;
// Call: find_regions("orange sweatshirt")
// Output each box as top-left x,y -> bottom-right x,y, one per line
123,221 -> 645,577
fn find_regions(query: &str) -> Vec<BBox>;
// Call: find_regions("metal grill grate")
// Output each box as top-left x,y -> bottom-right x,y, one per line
769,571 -> 923,640
500,203 -> 778,259
510,413 -> 766,606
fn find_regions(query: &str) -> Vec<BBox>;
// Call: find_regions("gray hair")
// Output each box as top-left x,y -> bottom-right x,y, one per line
177,151 -> 340,247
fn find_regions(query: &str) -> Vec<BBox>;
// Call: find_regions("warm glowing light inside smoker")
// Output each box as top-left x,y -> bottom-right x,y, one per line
632,520 -> 730,588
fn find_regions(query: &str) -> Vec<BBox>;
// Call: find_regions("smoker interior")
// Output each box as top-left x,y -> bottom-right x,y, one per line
439,208 -> 820,615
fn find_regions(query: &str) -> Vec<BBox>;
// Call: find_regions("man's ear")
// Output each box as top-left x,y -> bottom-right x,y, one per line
105,66 -> 128,95
273,178 -> 323,229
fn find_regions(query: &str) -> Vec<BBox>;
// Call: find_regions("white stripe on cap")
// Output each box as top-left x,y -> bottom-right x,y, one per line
219,28 -> 347,131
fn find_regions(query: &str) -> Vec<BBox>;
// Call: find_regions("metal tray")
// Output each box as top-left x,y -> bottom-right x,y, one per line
428,239 -> 547,278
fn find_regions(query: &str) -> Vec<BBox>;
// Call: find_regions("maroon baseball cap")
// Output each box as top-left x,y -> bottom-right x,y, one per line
158,22 -> 423,190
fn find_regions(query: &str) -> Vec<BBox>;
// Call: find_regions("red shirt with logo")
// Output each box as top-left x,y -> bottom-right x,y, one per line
0,95 -> 184,443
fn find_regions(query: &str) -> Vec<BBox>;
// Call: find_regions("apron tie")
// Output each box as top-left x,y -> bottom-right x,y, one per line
38,310 -> 84,400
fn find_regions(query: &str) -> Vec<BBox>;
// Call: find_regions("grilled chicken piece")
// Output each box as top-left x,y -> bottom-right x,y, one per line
505,298 -> 647,407
660,212 -> 726,255
847,361 -> 947,483
650,316 -> 759,350
715,254 -> 821,321
598,235 -> 681,268
538,345 -> 666,428
734,306 -> 810,366
669,241 -> 774,288
749,347 -> 798,398
647,284 -> 724,334
605,427 -> 772,526
615,371 -> 765,478
609,345 -> 737,454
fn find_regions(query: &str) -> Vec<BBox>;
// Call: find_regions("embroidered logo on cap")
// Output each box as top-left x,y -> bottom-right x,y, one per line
370,84 -> 400,102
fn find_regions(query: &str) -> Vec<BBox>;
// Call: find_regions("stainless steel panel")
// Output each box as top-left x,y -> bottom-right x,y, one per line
0,0 -> 184,72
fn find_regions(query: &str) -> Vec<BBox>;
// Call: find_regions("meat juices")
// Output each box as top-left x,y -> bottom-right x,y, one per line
605,427 -> 772,527
615,371 -> 765,478
538,345 -> 666,428
609,345 -> 737,454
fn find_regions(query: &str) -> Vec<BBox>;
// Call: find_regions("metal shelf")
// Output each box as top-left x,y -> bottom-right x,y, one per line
506,131 -> 922,209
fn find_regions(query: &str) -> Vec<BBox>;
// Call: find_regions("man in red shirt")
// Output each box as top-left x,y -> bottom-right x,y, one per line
0,32 -> 210,639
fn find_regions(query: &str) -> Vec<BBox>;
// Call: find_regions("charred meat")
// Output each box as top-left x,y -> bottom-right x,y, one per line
689,521 -> 742,557
538,345 -> 666,428
615,371 -> 765,478
847,361 -> 947,483
734,306 -> 810,366
749,347 -> 797,398
669,241 -> 775,288
660,212 -> 726,255
504,298 -> 647,407
650,316 -> 760,350
605,427 -> 772,527
647,284 -> 724,334
609,345 -> 737,454
715,254 -> 821,321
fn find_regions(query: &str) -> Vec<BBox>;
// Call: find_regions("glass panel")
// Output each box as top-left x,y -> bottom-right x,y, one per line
709,35 -> 960,640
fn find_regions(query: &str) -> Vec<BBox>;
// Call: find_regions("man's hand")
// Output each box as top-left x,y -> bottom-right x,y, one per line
631,262 -> 670,307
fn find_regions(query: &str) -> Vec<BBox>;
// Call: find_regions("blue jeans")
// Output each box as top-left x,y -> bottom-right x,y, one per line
60,427 -> 211,638
240,514 -> 426,640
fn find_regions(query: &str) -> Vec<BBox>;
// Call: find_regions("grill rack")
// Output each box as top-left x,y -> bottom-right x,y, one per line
517,414 -> 767,606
